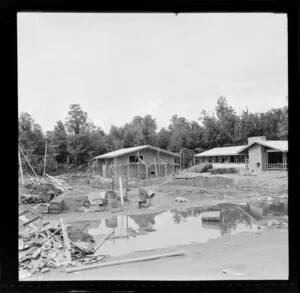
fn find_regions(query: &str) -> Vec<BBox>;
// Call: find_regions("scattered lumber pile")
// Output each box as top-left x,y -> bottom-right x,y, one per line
21,194 -> 45,204
19,218 -> 109,279
188,163 -> 213,173
25,174 -> 74,194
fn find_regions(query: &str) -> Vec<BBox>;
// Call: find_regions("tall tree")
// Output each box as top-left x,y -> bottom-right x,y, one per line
214,96 -> 239,145
65,104 -> 88,135
157,127 -> 171,150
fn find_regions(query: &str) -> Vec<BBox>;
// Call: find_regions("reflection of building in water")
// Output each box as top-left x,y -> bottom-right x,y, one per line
129,212 -> 163,232
220,207 -> 251,235
116,215 -> 127,236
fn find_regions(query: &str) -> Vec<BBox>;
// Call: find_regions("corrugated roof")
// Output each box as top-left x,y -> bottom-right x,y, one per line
195,146 -> 246,157
243,140 -> 288,152
94,145 -> 180,159
195,140 -> 288,157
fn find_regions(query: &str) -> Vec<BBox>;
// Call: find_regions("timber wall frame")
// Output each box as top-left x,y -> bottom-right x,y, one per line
100,149 -> 180,179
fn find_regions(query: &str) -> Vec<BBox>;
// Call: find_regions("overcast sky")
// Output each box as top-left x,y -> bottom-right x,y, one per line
18,13 -> 287,133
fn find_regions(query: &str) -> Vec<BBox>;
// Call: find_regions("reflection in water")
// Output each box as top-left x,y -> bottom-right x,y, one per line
69,206 -> 258,257
220,207 -> 251,235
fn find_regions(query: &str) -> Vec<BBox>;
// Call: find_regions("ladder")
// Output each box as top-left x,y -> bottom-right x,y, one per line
19,204 -> 43,243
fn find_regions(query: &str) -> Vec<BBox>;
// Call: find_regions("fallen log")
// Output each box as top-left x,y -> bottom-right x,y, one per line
66,251 -> 186,273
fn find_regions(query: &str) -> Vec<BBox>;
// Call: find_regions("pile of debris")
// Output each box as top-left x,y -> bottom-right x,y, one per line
25,174 -> 74,194
21,193 -> 45,204
19,218 -> 109,279
188,163 -> 213,174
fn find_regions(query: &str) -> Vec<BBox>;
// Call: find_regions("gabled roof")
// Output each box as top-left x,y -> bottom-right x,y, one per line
94,145 -> 180,159
241,140 -> 288,152
195,140 -> 288,157
195,145 -> 246,157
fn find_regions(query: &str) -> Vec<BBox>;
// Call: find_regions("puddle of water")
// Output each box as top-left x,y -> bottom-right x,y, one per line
69,206 -> 259,257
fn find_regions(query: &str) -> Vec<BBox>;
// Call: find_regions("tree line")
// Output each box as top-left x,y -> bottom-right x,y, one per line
18,97 -> 288,175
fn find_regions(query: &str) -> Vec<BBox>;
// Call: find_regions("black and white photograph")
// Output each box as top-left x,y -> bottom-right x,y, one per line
17,12 -> 288,281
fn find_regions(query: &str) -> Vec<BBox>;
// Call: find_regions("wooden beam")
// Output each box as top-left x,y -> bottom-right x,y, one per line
127,162 -> 130,180
66,251 -> 186,273
59,218 -> 72,263
19,146 -> 38,177
92,231 -> 114,254
138,157 -> 147,165
18,150 -> 24,185
43,139 -> 48,176
137,150 -> 140,179
154,158 -> 158,177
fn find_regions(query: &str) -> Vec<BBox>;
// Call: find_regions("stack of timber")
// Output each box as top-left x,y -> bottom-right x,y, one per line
21,194 -> 45,204
25,174 -> 74,193
19,218 -> 108,279
188,163 -> 213,174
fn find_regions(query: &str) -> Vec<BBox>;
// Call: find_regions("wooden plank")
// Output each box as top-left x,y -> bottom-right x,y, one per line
92,231 -> 114,254
127,163 -> 130,180
18,146 -> 38,177
154,158 -> 158,177
34,218 -> 43,243
66,251 -> 186,273
23,216 -> 40,226
59,218 -> 72,263
137,150 -> 140,179
18,151 -> 24,185
43,139 -> 48,176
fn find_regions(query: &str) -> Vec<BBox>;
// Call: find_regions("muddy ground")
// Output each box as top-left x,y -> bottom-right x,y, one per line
21,171 -> 288,280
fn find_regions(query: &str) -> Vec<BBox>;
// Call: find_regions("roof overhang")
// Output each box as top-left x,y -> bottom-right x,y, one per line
94,145 -> 180,160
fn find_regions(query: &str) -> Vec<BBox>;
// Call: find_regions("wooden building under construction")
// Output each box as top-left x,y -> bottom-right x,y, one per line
93,145 -> 180,179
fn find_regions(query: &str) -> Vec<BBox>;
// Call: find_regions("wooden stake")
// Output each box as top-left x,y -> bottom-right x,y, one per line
66,251 -> 186,273
137,151 -> 140,179
43,140 -> 48,176
154,158 -> 158,177
127,162 -> 130,180
125,176 -> 128,199
165,163 -> 167,177
119,176 -> 124,207
18,146 -> 38,177
18,150 -> 24,185
59,218 -> 72,263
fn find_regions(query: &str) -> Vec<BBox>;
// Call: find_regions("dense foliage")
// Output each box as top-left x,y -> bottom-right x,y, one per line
18,98 -> 288,175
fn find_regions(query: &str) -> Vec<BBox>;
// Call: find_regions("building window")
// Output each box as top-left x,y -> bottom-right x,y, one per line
256,162 -> 260,168
129,155 -> 143,163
